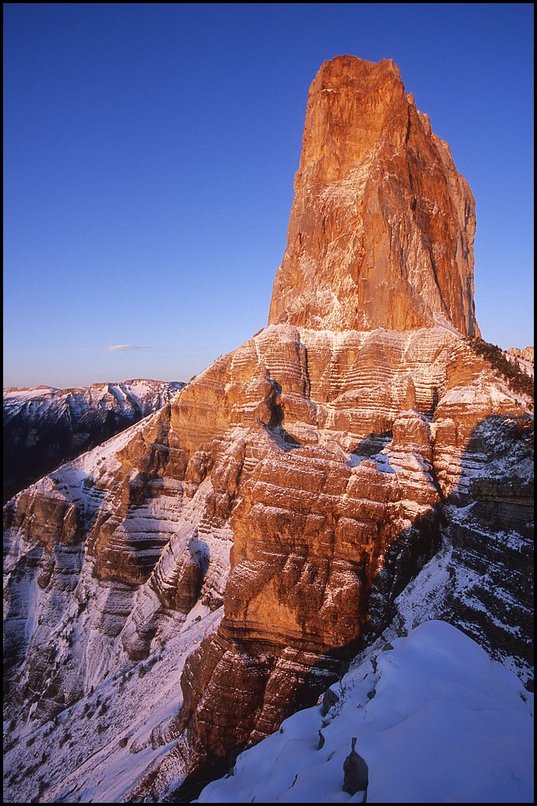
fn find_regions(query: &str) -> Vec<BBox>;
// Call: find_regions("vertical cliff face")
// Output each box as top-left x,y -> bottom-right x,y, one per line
3,56 -> 532,805
269,56 -> 479,336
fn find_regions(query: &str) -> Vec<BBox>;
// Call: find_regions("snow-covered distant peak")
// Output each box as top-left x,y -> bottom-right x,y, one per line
3,385 -> 59,399
3,379 -> 185,423
3,378 -> 184,404
3,378 -> 186,501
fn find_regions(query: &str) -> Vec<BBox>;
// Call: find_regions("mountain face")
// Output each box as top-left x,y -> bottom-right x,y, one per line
3,56 -> 533,804
3,380 -> 184,501
269,56 -> 479,336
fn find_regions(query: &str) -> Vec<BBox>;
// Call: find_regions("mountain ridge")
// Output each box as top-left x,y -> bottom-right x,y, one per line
3,379 -> 184,501
3,55 -> 533,804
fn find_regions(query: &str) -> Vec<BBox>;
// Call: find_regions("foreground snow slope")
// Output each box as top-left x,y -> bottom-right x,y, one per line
196,620 -> 534,804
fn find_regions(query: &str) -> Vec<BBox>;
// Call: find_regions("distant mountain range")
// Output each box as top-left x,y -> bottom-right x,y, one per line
3,379 -> 184,501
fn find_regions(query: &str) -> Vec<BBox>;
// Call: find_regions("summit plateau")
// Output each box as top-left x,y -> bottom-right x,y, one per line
3,56 -> 533,804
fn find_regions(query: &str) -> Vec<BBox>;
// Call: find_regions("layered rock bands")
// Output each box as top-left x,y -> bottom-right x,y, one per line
3,56 -> 533,804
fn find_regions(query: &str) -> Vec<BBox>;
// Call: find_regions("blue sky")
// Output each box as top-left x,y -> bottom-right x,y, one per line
4,3 -> 533,388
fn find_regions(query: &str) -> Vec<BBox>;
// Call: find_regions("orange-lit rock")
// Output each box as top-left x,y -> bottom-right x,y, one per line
3,56 -> 533,805
269,56 -> 480,337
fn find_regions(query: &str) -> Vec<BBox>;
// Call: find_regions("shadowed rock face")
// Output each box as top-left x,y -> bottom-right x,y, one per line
3,380 -> 184,502
2,56 -> 532,805
269,56 -> 479,337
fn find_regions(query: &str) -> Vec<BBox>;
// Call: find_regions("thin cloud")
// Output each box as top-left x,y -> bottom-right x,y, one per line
106,344 -> 153,352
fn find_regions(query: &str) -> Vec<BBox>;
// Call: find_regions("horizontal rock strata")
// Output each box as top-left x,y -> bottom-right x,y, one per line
2,55 -> 533,804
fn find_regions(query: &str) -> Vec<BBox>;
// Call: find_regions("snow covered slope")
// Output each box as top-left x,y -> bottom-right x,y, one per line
3,593 -> 223,804
196,620 -> 534,804
3,379 -> 184,500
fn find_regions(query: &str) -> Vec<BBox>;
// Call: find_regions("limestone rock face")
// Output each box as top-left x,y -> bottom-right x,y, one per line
269,56 -> 479,337
2,56 -> 533,805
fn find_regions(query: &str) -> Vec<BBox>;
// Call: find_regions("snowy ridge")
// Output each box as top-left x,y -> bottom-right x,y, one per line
3,379 -> 184,421
3,378 -> 185,500
4,602 -> 223,804
195,620 -> 533,803
505,347 -> 534,379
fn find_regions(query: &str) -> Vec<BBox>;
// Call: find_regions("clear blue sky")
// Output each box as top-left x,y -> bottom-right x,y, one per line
4,3 -> 533,388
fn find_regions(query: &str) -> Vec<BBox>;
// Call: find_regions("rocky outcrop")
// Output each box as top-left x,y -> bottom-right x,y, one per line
438,412 -> 533,674
507,346 -> 534,362
343,737 -> 369,796
2,56 -> 533,805
3,379 -> 184,501
269,56 -> 479,337
506,346 -> 534,377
